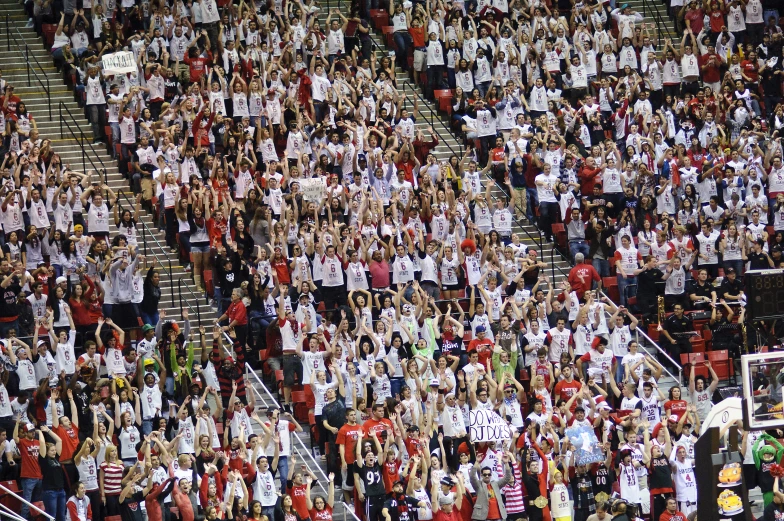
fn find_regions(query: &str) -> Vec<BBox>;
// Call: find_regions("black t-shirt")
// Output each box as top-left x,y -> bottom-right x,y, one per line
353,462 -> 386,497
120,489 -> 145,521
749,251 -> 773,270
437,335 -> 464,355
720,277 -> 743,298
648,455 -> 674,490
0,277 -> 21,318
39,455 -> 66,490
638,267 -> 664,297
688,281 -> 714,302
664,314 -> 693,342
383,495 -> 420,521
764,502 -> 784,521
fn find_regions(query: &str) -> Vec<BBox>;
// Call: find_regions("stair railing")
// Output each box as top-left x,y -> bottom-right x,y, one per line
0,483 -> 54,521
58,101 -> 106,175
11,27 -> 52,119
4,15 -> 8,52
219,330 -> 365,521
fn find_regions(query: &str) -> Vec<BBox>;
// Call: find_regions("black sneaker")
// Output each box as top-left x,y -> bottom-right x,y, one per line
284,404 -> 292,414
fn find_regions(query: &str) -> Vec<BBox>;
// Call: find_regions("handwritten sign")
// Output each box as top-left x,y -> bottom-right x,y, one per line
102,51 -> 137,75
300,178 -> 325,202
469,409 -> 511,443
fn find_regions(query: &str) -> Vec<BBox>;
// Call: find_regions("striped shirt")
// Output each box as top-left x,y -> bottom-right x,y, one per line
100,462 -> 124,495
503,460 -> 526,515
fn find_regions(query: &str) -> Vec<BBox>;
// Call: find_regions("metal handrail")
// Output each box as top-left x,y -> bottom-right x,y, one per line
59,101 -> 105,174
596,289 -> 684,383
217,330 -> 362,521
11,27 -> 52,119
4,15 -> 8,52
0,483 -> 54,521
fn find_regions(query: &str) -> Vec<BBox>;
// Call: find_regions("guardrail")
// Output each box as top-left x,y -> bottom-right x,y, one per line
0,483 -> 54,521
596,289 -> 684,383
8,25 -> 52,119
58,101 -> 106,176
218,329 -> 364,521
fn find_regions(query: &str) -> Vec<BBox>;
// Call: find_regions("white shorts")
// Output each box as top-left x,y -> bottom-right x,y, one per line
413,49 -> 426,72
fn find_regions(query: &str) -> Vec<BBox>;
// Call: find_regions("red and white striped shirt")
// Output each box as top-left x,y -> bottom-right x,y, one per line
99,462 -> 124,495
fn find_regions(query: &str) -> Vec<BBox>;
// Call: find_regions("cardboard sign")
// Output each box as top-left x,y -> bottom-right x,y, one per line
469,409 -> 511,443
300,178 -> 325,202
102,52 -> 137,75
564,424 -> 605,465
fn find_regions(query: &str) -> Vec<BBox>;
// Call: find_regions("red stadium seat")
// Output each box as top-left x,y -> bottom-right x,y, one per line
680,353 -> 707,380
647,323 -> 660,342
291,390 -> 309,422
708,349 -> 736,384
551,223 -> 567,250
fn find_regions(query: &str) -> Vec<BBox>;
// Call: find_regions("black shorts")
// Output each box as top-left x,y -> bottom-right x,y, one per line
442,283 -> 461,291
282,354 -> 303,387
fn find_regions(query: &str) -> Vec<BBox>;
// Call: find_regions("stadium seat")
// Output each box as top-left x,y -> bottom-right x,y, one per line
291,390 -> 308,422
551,223 -> 567,250
382,26 -> 395,49
707,349 -> 736,384
680,353 -> 707,380
203,270 -> 214,300
602,277 -> 620,303
647,323 -> 660,342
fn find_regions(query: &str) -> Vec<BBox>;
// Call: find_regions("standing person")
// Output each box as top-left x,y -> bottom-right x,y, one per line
14,419 -> 42,521
688,361 -> 718,423
84,65 -> 106,145
613,235 -> 642,307
354,431 -> 387,521
470,453 -> 513,521
39,425 -> 67,521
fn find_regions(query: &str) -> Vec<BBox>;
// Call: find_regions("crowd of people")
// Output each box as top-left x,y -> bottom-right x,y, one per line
2,0 -> 784,520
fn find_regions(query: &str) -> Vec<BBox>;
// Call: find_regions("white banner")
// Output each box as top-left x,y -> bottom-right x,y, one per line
469,409 -> 511,443
102,51 -> 137,75
300,178 -> 325,202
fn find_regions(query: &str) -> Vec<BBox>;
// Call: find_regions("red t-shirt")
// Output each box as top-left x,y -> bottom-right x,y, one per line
54,424 -> 80,461
362,418 -> 394,440
698,54 -> 722,83
741,60 -> 759,82
709,9 -> 725,32
382,458 -> 401,493
183,51 -> 213,83
336,424 -> 362,465
486,484 -> 502,519
434,508 -> 462,521
554,379 -> 582,411
567,263 -> 600,298
660,511 -> 688,521
684,9 -> 704,33
467,338 -> 494,368
663,399 -> 688,421
18,438 -> 42,479
287,482 -> 309,519
310,506 -> 333,521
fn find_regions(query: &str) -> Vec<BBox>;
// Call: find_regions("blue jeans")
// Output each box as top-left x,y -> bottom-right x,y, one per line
526,188 -> 538,221
593,259 -> 610,278
263,505 -> 277,521
20,478 -> 41,519
140,311 -> 159,328
569,240 -> 590,261
141,419 -> 154,436
617,275 -> 637,307
724,259 -> 744,276
43,488 -> 66,521
277,456 -> 289,492
393,32 -> 410,67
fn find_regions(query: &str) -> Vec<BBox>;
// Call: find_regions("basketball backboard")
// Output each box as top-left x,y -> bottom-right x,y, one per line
741,351 -> 784,430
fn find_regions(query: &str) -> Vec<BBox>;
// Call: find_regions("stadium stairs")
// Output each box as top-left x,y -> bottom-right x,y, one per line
0,0 -> 693,514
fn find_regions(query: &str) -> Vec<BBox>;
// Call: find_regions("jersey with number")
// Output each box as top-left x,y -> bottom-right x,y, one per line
105,347 -> 125,376
610,325 -> 632,358
673,458 -> 697,501
618,461 -> 641,503
118,426 -> 141,459
345,261 -> 369,291
253,470 -> 278,506
551,483 -> 570,518
441,404 -> 467,437
546,328 -> 572,363
392,255 -> 414,285
640,394 -> 661,426
321,255 -> 345,287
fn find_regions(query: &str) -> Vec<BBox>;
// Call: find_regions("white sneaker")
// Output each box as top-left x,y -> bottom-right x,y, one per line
25,19 -> 33,28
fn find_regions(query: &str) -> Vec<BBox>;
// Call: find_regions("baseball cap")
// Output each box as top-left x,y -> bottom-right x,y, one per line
142,324 -> 155,333
429,378 -> 440,387
475,325 -> 486,333
56,276 -> 67,285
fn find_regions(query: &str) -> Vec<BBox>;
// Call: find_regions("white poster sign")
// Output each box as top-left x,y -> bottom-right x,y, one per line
300,178 -> 325,202
469,409 -> 511,443
102,52 -> 137,75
